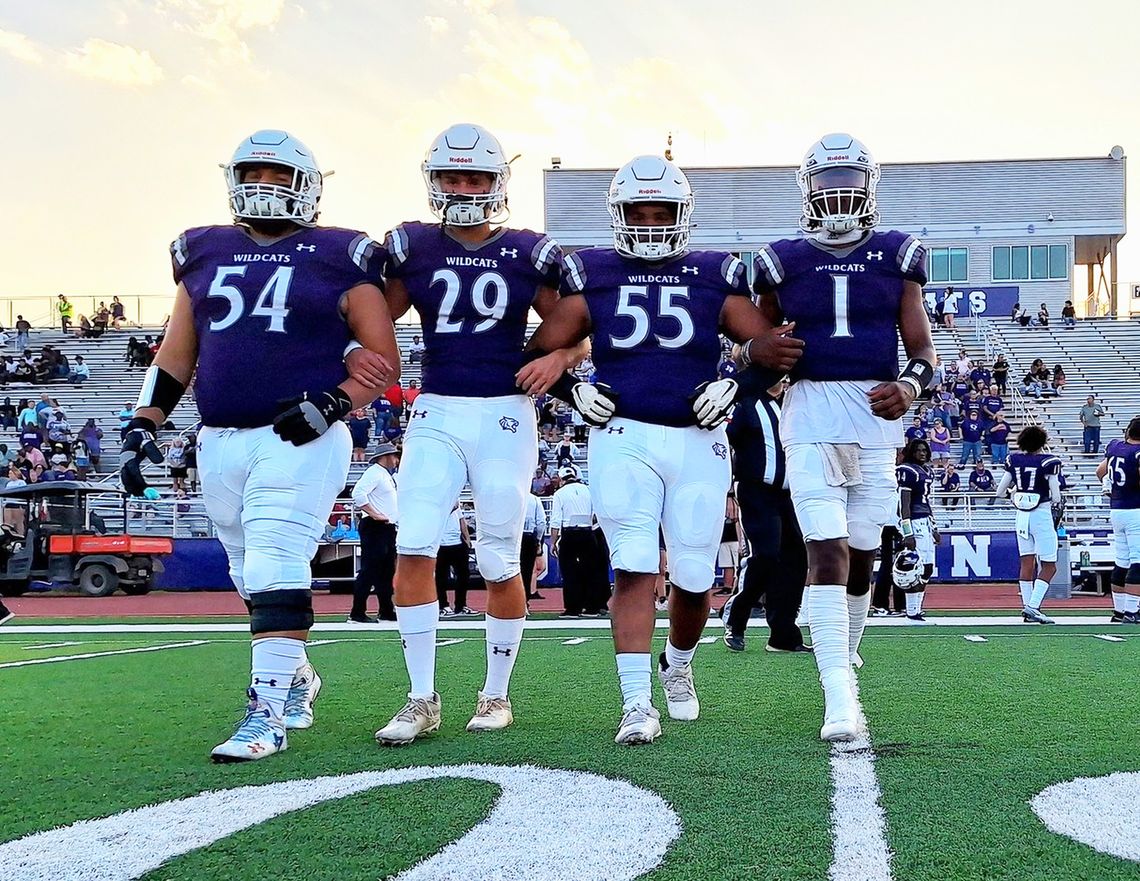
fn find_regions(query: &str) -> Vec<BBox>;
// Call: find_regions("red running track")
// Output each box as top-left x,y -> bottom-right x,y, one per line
0,584 -> 1111,620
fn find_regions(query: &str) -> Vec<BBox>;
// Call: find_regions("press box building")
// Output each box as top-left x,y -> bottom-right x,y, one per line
542,149 -> 1127,319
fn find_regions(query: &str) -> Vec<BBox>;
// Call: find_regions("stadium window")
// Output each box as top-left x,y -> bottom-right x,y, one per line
927,247 -> 967,283
993,244 -> 1067,281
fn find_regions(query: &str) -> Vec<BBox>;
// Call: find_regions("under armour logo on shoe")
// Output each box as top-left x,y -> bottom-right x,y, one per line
866,250 -> 883,261
500,247 -> 518,258
296,243 -> 317,252
248,743 -> 266,754
681,265 -> 699,275
411,409 -> 428,419
712,442 -> 728,459
492,646 -> 513,656
499,416 -> 519,433
253,677 -> 278,687
607,426 -> 624,434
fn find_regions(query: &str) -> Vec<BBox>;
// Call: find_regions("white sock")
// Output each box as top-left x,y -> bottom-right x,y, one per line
795,589 -> 810,627
616,652 -> 652,710
1029,579 -> 1049,609
847,591 -> 871,661
664,639 -> 696,669
905,591 -> 925,615
1126,594 -> 1140,614
1018,580 -> 1032,606
250,637 -> 305,719
396,602 -> 439,699
808,585 -> 849,682
483,615 -> 524,698
1112,591 -> 1128,613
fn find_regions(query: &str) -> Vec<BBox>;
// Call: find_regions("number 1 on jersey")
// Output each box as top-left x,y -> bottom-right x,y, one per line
830,275 -> 852,338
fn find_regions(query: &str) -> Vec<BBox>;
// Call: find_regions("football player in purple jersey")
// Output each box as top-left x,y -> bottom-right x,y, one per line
752,133 -> 936,742
1097,417 -> 1140,623
122,130 -> 399,762
896,438 -> 939,622
994,425 -> 1064,624
374,124 -> 587,745
524,155 -> 802,745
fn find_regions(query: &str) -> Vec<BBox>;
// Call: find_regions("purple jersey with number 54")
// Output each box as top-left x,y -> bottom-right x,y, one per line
752,230 -> 927,383
171,225 -> 384,429
384,222 -> 562,397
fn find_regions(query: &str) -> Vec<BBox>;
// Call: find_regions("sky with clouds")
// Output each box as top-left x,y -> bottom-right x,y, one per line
1,0 -> 1138,316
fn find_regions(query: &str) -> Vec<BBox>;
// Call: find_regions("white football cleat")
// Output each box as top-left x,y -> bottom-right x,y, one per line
374,693 -> 442,746
657,654 -> 700,721
614,703 -> 662,745
466,692 -> 513,732
282,662 -> 322,730
820,673 -> 859,743
1022,606 -> 1056,625
211,689 -> 287,763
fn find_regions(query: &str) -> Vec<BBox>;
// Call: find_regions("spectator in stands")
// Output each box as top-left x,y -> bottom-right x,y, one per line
962,389 -> 983,422
348,408 -> 372,462
1022,368 -> 1047,398
110,296 -> 126,329
75,315 -> 95,338
969,461 -> 996,505
1016,303 -> 1031,327
570,404 -> 588,443
1036,303 -> 1050,327
26,463 -> 44,484
992,353 -> 1010,395
970,362 -> 992,388
531,466 -> 552,497
125,337 -> 146,368
371,394 -> 393,437
93,303 -> 110,336
404,379 -> 420,407
78,419 -> 103,472
184,431 -> 197,491
384,382 -> 404,423
981,384 -> 1003,437
950,370 -> 971,401
905,416 -> 927,443
955,349 -> 972,374
57,295 -> 74,333
165,437 -> 189,497
988,413 -> 1011,464
1061,300 -> 1076,328
929,419 -> 951,468
916,403 -> 932,429
537,396 -> 557,440
943,390 -> 961,437
408,334 -> 425,363
13,315 -> 29,351
34,392 -> 53,426
69,355 -> 90,384
1051,364 -> 1066,395
72,437 -> 92,480
23,442 -> 45,470
18,421 -> 42,454
0,356 -> 11,383
1033,362 -> 1055,396
959,412 -> 984,465
555,431 -> 579,467
12,357 -> 33,382
382,421 -> 403,444
46,410 -> 72,455
1010,302 -> 1021,323
939,461 -> 961,506
118,403 -> 134,441
1080,395 -> 1106,454
0,398 -> 14,430
930,386 -> 950,426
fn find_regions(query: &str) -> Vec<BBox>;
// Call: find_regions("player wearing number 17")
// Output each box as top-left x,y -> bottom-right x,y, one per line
123,130 -> 400,762
751,133 -> 936,743
374,124 -> 584,746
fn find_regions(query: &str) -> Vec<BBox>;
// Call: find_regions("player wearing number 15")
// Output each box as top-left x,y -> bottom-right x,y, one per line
1096,417 -> 1140,623
751,133 -> 935,743
124,130 -> 400,763
374,123 -> 582,746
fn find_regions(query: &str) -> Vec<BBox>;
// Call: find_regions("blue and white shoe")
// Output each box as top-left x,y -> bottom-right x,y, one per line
211,689 -> 287,763
283,663 -> 322,730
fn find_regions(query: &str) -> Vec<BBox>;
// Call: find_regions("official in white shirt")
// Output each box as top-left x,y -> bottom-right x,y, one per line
550,466 -> 605,617
436,504 -> 473,616
522,493 -> 548,601
350,442 -> 400,623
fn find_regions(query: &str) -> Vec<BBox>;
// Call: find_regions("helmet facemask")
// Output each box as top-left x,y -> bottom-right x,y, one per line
609,198 -> 693,260
801,165 -> 876,236
225,161 -> 322,227
423,168 -> 510,227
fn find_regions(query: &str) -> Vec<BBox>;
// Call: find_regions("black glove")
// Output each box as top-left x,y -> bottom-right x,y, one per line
272,388 -> 353,446
120,416 -> 163,496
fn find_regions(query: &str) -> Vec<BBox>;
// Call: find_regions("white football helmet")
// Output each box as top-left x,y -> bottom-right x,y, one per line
608,155 -> 693,260
223,130 -> 322,226
797,133 -> 880,238
422,123 -> 510,226
892,549 -> 924,591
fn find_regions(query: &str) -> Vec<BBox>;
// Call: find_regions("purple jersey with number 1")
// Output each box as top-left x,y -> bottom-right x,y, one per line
384,222 -> 562,398
172,224 -> 384,429
752,229 -> 927,383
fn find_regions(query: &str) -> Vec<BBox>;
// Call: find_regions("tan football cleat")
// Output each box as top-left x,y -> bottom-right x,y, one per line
465,692 -> 514,732
614,703 -> 662,745
374,693 -> 442,746
657,655 -> 700,721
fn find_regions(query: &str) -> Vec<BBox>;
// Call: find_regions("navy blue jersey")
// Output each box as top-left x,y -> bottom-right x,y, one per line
1105,439 -> 1140,510
172,224 -> 383,429
752,230 -> 927,383
562,247 -> 749,427
1005,452 -> 1062,499
982,395 -> 1004,416
896,463 -> 934,518
384,222 -> 561,397
969,469 -> 995,491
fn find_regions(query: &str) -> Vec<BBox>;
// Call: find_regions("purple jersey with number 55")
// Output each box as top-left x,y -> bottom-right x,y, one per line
171,225 -> 384,429
752,230 -> 927,383
384,222 -> 562,397
561,248 -> 749,427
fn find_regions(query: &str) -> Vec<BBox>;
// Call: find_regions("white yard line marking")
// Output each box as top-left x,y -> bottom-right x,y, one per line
964,635 -> 988,643
436,638 -> 465,647
23,642 -> 82,650
305,639 -> 341,647
698,635 -> 718,644
0,640 -> 207,669
562,637 -> 588,645
828,681 -> 893,881
1093,634 -> 1125,642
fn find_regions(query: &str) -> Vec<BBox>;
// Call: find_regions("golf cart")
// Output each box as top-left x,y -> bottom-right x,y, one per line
0,482 -> 173,597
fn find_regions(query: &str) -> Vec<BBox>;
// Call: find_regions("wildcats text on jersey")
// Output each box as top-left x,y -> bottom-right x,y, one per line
445,256 -> 499,268
231,253 -> 292,263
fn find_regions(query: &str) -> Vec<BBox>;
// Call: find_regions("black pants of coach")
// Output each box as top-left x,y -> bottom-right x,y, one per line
436,543 -> 471,610
872,525 -> 906,612
730,480 -> 807,649
352,519 -> 396,619
520,533 -> 541,598
559,528 -> 604,615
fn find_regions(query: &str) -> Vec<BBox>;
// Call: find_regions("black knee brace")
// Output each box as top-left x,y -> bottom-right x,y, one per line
249,589 -> 314,635
1112,566 -> 1128,588
1128,564 -> 1140,586
921,564 -> 934,585
243,597 -> 254,616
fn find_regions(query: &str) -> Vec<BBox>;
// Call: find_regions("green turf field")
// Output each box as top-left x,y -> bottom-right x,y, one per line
1,625 -> 1137,880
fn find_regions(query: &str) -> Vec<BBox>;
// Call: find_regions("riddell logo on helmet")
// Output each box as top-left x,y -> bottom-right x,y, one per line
638,188 -> 662,194
449,156 -> 473,163
250,151 -> 278,157
826,154 -> 850,161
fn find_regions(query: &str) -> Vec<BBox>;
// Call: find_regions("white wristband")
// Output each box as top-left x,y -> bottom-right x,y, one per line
343,340 -> 364,360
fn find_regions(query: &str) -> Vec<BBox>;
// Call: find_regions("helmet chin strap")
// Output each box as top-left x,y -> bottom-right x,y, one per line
812,226 -> 866,246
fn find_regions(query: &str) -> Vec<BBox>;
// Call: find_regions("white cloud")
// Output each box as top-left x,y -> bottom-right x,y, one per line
424,15 -> 450,35
0,29 -> 44,65
64,38 -> 164,87
156,0 -> 286,55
